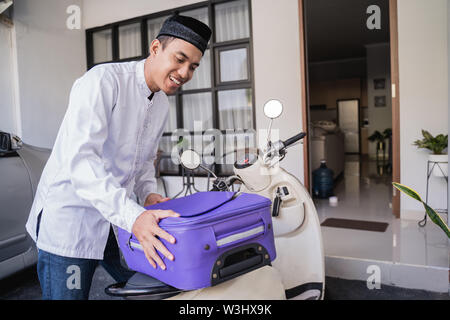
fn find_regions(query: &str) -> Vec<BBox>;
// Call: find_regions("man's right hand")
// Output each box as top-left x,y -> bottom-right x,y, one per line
132,209 -> 180,270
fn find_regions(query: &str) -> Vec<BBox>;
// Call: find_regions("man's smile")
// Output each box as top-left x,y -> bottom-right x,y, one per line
169,74 -> 182,86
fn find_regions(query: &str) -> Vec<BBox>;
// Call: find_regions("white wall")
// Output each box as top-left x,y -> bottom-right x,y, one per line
398,0 -> 449,220
83,0 -> 201,29
14,0 -> 86,148
82,0 -> 305,184
251,0 -> 304,181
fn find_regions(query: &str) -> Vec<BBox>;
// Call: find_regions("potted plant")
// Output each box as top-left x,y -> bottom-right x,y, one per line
368,130 -> 385,151
382,128 -> 392,140
368,128 -> 391,161
413,130 -> 448,177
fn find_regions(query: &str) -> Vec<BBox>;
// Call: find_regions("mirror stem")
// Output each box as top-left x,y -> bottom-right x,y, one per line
266,118 -> 273,150
200,164 -> 218,179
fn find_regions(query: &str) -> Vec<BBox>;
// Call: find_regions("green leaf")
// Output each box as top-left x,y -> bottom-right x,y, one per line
383,128 -> 392,139
393,182 -> 450,239
423,203 -> 450,238
422,129 -> 433,141
392,182 -> 422,202
414,130 -> 448,154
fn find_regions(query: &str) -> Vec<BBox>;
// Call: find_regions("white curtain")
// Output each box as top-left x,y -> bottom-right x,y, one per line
93,29 -> 112,63
165,95 -> 178,133
119,23 -> 141,59
219,48 -> 248,82
215,0 -> 250,42
183,7 -> 209,26
147,15 -> 169,42
173,8 -> 211,90
158,136 -> 178,173
218,89 -> 253,130
0,23 -> 18,135
183,49 -> 211,90
182,92 -> 213,131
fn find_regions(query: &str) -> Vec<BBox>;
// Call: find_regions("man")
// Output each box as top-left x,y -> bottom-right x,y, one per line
25,14 -> 212,300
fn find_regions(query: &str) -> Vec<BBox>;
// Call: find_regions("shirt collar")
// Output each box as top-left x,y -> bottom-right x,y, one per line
137,59 -> 153,99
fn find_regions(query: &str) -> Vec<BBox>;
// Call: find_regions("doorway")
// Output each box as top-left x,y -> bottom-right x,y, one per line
299,0 -> 400,218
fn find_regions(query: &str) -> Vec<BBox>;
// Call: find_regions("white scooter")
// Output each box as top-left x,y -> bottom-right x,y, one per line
106,100 -> 325,300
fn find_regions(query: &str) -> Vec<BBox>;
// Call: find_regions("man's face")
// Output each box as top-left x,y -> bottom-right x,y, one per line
147,38 -> 203,95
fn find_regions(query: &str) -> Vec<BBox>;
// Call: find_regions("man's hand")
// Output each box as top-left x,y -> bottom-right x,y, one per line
132,209 -> 180,270
144,193 -> 170,207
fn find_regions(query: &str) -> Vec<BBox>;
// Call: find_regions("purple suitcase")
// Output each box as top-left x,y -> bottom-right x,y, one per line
118,191 -> 276,290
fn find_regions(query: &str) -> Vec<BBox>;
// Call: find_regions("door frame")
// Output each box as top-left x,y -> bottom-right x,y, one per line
298,0 -> 310,191
388,0 -> 401,218
298,0 -> 401,217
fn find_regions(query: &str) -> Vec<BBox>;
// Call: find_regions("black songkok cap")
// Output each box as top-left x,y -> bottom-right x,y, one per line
157,13 -> 212,54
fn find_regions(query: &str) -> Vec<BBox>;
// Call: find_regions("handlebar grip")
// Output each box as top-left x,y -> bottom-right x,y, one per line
283,132 -> 306,148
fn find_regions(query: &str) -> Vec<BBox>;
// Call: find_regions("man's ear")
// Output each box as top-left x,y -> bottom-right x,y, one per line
149,39 -> 161,56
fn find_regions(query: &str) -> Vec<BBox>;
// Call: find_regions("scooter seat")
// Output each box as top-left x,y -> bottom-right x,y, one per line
105,272 -> 183,300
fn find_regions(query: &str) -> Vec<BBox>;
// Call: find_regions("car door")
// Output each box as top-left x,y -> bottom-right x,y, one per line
0,150 -> 34,263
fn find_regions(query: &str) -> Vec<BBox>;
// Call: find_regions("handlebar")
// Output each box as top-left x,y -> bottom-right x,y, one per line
211,176 -> 241,192
282,132 -> 306,148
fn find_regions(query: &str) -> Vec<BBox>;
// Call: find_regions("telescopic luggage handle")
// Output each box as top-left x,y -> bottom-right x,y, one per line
214,220 -> 266,249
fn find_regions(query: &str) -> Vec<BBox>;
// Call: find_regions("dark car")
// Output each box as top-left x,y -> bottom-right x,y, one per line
0,131 -> 51,279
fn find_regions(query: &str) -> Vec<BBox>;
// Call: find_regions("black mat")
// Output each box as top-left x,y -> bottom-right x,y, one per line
321,218 -> 388,232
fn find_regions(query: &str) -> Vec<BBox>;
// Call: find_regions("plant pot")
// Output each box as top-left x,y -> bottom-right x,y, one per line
428,154 -> 448,178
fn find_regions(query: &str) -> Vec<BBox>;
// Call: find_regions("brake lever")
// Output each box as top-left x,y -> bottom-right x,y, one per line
272,187 -> 283,217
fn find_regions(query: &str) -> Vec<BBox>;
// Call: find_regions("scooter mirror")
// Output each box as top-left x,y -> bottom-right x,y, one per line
263,99 -> 283,119
180,149 -> 201,170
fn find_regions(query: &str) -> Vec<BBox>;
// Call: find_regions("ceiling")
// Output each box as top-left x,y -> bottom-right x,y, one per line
304,0 -> 390,62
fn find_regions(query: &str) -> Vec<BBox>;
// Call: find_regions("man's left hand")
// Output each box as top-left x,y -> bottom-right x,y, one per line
144,193 -> 170,207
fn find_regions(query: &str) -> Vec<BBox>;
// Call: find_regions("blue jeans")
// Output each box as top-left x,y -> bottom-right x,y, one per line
36,226 -> 135,300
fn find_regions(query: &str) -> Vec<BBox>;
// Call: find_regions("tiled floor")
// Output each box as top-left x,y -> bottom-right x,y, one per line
314,155 -> 449,293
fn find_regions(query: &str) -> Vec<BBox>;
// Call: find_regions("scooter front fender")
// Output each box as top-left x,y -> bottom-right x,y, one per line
167,265 -> 286,300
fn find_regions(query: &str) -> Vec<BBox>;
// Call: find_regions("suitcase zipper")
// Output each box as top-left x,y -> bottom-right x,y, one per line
129,223 -> 266,250
160,200 -> 270,227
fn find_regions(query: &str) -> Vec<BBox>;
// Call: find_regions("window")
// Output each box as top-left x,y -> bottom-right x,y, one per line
86,0 -> 255,176
92,29 -> 113,64
118,22 -> 142,59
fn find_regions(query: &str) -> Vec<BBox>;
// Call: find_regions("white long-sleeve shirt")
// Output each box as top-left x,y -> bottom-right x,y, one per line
25,59 -> 169,259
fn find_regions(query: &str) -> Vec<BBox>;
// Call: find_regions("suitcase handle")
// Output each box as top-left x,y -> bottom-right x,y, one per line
215,220 -> 265,248
211,243 -> 272,286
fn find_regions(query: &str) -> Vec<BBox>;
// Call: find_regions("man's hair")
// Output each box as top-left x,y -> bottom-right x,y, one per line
156,35 -> 176,50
